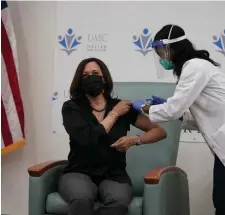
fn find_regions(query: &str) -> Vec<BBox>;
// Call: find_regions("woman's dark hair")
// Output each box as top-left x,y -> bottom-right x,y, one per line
154,24 -> 220,79
70,57 -> 113,99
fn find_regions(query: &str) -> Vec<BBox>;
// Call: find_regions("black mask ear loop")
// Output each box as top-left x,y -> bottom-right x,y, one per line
101,75 -> 105,84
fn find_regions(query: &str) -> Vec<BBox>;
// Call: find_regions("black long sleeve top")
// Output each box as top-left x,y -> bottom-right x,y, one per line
61,97 -> 139,185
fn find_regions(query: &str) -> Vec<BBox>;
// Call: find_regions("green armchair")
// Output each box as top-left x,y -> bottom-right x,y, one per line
28,82 -> 190,215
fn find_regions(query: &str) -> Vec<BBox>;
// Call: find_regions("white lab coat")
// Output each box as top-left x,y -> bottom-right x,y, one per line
149,58 -> 225,166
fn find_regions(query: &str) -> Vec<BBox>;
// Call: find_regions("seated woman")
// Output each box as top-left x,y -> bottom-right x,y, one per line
58,57 -> 167,215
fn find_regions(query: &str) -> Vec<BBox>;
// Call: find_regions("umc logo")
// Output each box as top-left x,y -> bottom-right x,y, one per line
58,28 -> 82,55
213,29 -> 225,57
87,33 -> 108,52
132,28 -> 153,56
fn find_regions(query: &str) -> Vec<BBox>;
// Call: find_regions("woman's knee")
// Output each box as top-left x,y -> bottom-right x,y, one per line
58,173 -> 97,203
59,184 -> 97,204
99,181 -> 133,207
113,192 -> 132,207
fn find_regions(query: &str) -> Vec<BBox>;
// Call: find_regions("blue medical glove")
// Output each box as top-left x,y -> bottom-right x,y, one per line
132,100 -> 147,113
150,96 -> 167,105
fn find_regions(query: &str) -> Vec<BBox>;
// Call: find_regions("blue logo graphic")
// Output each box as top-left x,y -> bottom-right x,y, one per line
58,28 -> 82,55
213,29 -> 225,56
132,28 -> 153,56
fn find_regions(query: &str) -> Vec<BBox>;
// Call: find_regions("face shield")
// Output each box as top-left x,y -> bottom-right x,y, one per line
152,25 -> 187,74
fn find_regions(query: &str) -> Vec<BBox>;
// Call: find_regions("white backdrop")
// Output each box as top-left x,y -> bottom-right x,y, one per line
52,1 -> 225,137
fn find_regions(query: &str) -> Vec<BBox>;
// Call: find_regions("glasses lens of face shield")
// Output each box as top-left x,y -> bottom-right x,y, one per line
153,46 -> 175,78
155,47 -> 167,59
152,47 -> 166,78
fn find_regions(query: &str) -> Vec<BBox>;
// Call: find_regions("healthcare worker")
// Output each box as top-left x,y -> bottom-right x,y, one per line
132,24 -> 225,215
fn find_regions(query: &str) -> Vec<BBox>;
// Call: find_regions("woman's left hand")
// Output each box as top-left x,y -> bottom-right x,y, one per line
110,136 -> 136,152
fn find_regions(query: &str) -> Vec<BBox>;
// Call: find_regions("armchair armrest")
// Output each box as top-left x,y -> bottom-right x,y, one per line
28,160 -> 68,177
28,160 -> 68,215
144,166 -> 187,184
143,165 -> 190,215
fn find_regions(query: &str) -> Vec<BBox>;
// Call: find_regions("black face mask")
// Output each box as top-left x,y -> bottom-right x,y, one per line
82,75 -> 104,97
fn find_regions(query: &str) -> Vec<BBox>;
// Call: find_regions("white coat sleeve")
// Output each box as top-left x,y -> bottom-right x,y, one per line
149,60 -> 212,123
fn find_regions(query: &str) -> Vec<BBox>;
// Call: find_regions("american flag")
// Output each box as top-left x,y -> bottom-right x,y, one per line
1,1 -> 25,155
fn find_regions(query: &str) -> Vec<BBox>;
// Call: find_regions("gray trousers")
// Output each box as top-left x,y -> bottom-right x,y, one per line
58,172 -> 133,215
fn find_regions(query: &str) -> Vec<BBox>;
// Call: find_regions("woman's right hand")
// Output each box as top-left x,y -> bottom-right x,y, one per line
112,100 -> 132,117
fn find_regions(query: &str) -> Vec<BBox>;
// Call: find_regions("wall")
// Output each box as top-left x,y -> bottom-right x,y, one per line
52,1 -> 224,137
2,1 -> 223,215
1,2 -> 68,215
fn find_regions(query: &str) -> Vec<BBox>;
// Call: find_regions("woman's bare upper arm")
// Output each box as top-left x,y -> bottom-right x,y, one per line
134,113 -> 160,132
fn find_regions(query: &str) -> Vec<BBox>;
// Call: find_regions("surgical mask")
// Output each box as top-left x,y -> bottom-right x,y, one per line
159,59 -> 175,70
82,75 -> 104,97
